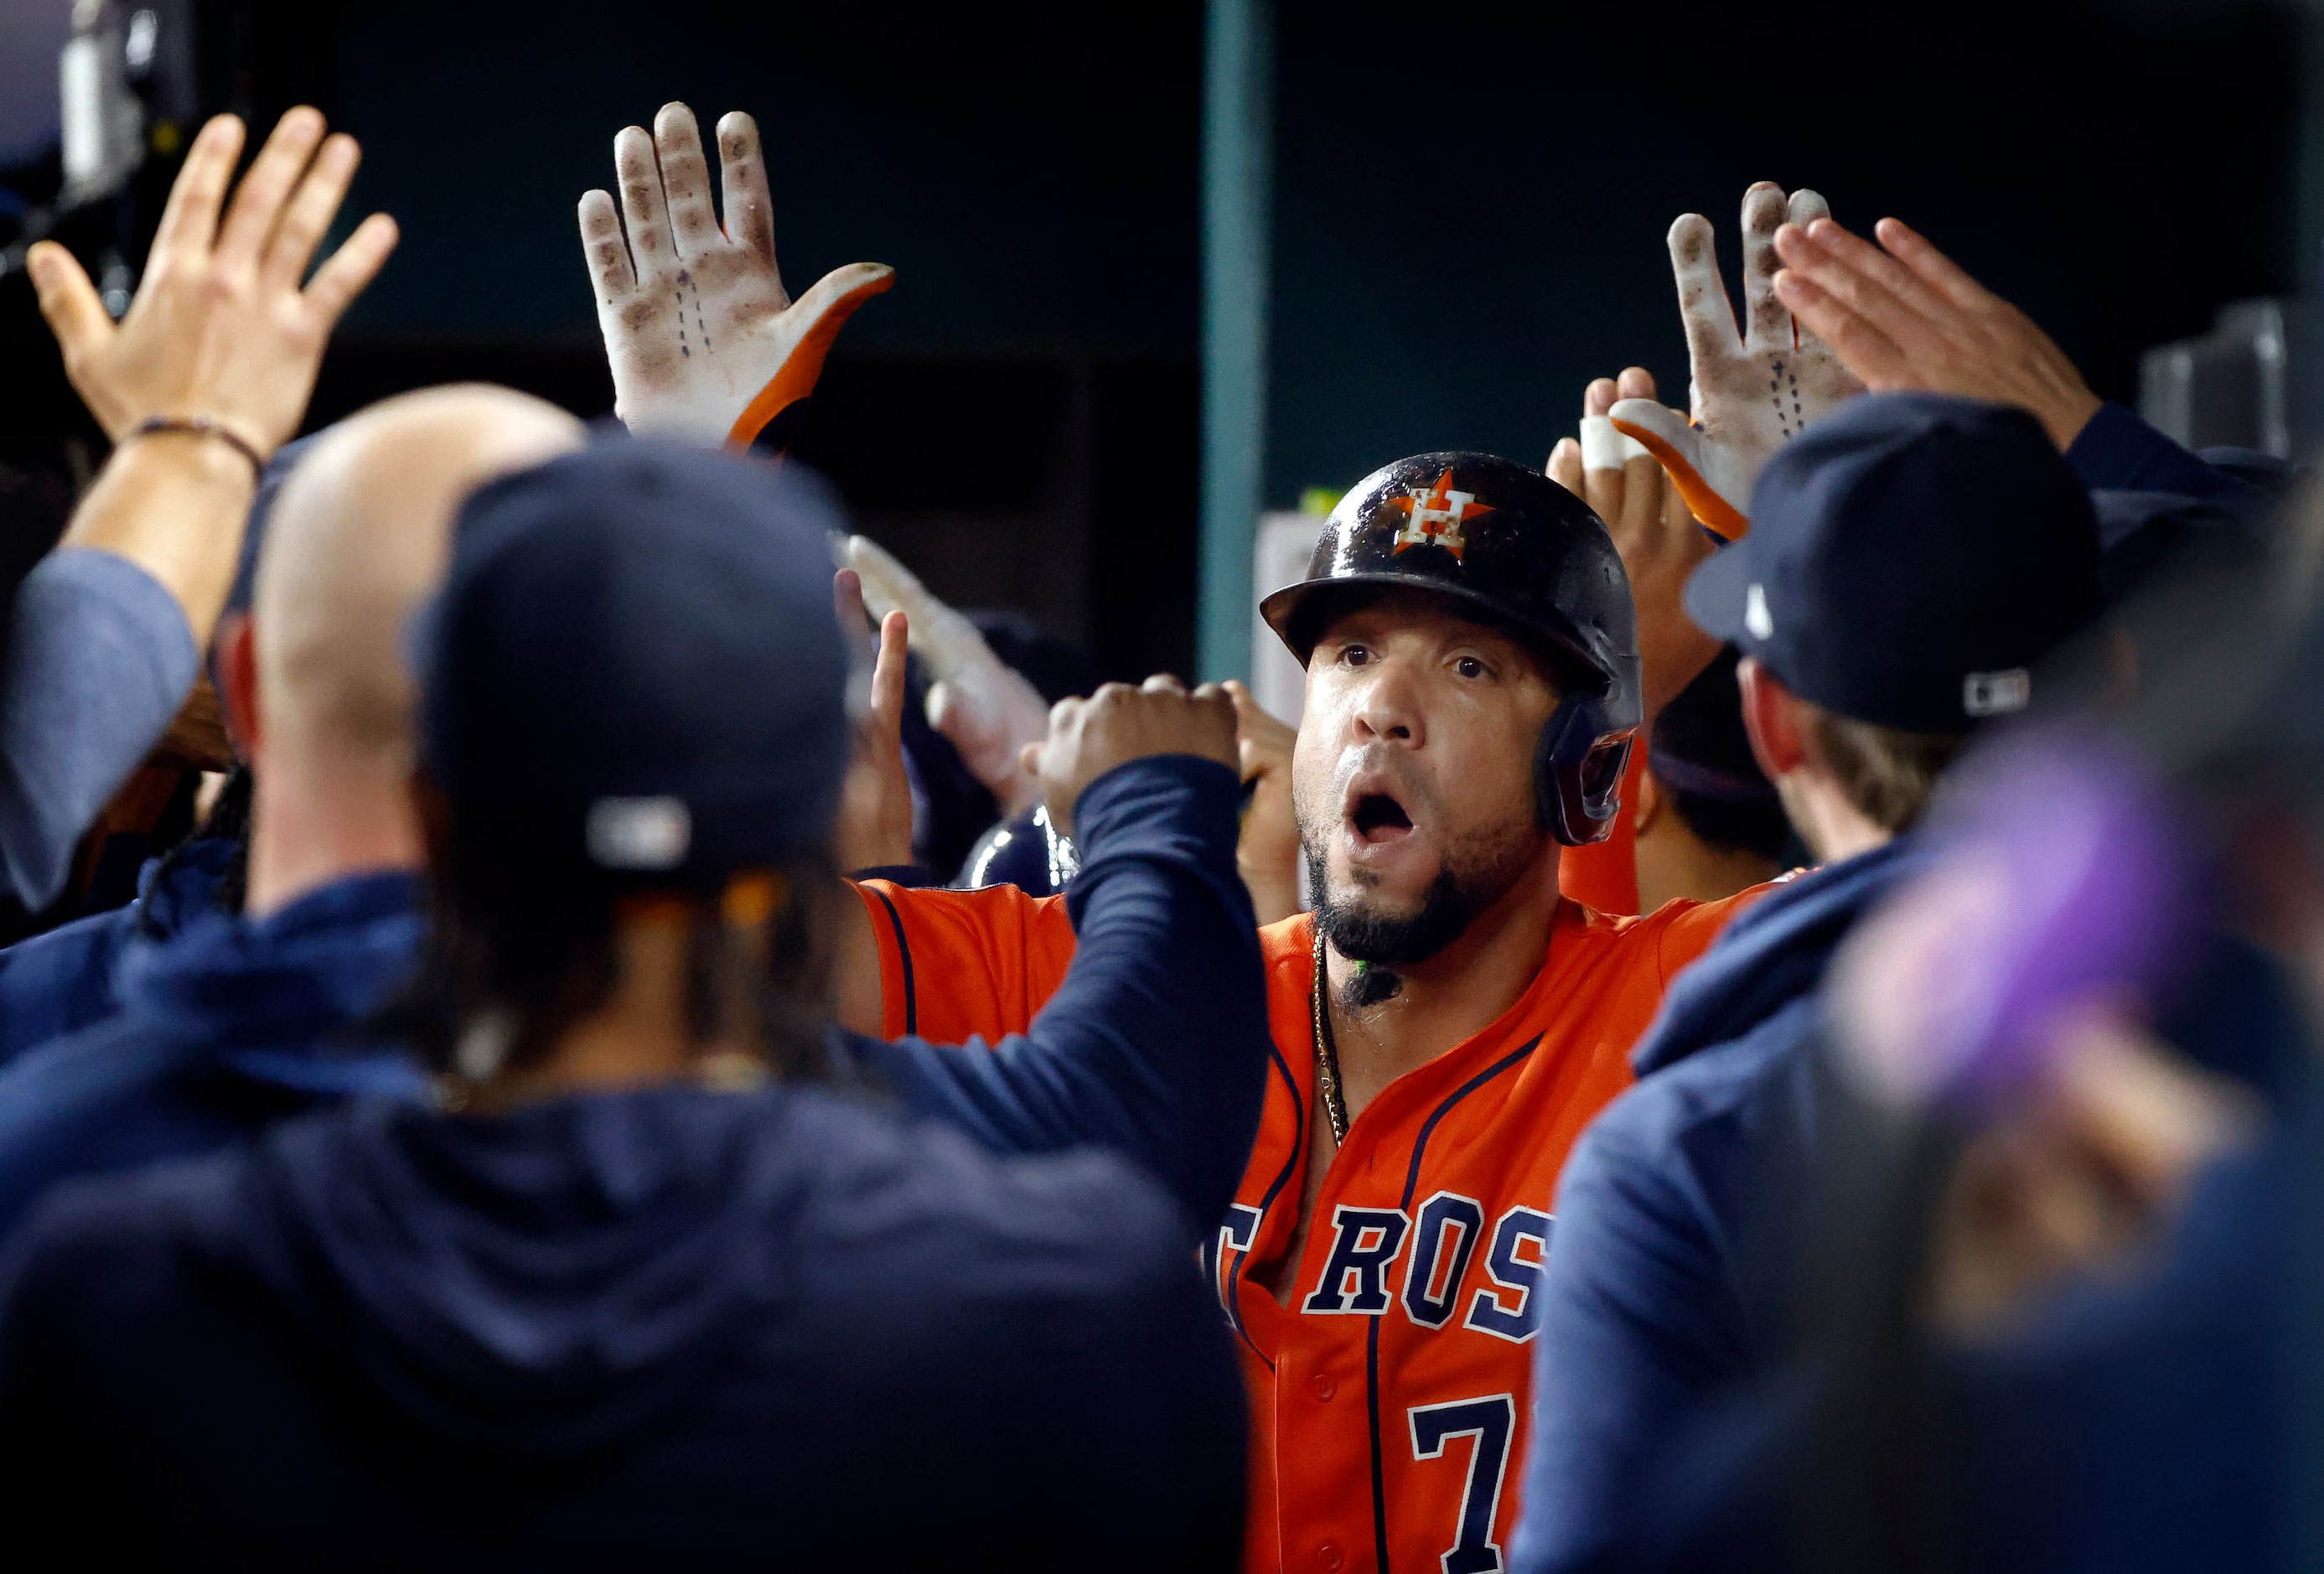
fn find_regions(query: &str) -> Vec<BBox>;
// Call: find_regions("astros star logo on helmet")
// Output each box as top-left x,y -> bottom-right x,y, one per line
1387,469 -> 1493,561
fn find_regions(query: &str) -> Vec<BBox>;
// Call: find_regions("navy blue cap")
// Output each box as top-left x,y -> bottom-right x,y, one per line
1685,392 -> 2101,734
416,442 -> 852,881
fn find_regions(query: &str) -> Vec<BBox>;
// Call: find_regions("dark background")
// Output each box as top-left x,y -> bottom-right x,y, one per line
0,0 -> 2306,683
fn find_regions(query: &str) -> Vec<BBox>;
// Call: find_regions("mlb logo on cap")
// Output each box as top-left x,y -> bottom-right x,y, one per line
1683,392 -> 2101,734
587,797 -> 693,869
1964,669 -> 2032,718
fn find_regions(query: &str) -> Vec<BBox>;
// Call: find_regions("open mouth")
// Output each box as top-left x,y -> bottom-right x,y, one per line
1349,791 -> 1414,844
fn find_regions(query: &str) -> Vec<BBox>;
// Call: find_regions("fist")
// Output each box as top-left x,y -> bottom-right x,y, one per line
1025,676 -> 1238,836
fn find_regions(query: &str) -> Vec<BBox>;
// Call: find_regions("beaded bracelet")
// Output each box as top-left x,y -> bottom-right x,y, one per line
127,415 -> 266,479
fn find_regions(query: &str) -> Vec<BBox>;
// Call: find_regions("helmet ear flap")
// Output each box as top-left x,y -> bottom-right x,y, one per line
1535,693 -> 1637,847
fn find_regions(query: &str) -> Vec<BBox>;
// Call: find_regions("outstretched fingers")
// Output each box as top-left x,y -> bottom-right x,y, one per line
1738,182 -> 1792,353
579,189 -> 638,299
213,107 -> 328,272
298,212 -> 399,328
148,114 -> 246,261
1873,217 -> 1995,314
23,242 -> 111,368
1667,212 -> 1742,371
1547,438 -> 1584,495
1776,216 -> 1954,347
613,124 -> 677,282
716,111 -> 778,266
261,132 -> 360,292
652,102 -> 721,264
869,608 -> 910,740
833,565 -> 877,665
1785,189 -> 1835,353
1770,267 -> 1910,386
1578,375 -> 1636,520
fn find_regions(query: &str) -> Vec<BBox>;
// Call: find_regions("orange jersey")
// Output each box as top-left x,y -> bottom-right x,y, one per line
851,879 -> 1076,1043
857,877 -> 1756,1574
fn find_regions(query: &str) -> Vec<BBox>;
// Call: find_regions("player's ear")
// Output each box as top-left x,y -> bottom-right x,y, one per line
1632,769 -> 1664,835
216,614 -> 262,761
1736,657 -> 1809,782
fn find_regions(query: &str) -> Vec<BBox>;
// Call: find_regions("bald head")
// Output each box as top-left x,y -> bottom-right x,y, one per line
253,385 -> 585,773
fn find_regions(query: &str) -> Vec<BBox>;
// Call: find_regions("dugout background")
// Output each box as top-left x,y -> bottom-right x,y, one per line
0,0 -> 2305,683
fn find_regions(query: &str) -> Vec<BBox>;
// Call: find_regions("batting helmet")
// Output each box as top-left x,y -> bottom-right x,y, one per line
959,803 -> 1080,896
1258,451 -> 1641,847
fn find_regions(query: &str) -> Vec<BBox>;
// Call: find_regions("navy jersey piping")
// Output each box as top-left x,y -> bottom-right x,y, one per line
867,886 -> 917,1037
1370,1032 -> 1545,1573
1224,1039 -> 1306,1368
1399,1037 -> 1542,1210
1369,1316 -> 1391,1572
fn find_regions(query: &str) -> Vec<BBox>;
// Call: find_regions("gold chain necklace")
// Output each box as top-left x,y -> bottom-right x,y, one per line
1311,925 -> 1350,1144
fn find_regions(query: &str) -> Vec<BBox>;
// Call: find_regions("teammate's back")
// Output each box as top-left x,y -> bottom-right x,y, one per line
0,1076 -> 1244,1569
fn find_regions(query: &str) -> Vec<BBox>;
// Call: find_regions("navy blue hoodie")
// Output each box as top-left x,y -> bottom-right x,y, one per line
1540,930 -> 2310,1574
0,756 -> 1264,1564
0,757 -> 1264,1248
1512,840 -> 1918,1574
0,1081 -> 1247,1568
0,835 -> 237,1065
0,866 -> 427,1240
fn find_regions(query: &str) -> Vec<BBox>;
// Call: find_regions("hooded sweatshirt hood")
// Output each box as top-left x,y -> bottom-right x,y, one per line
112,868 -> 427,1098
1631,837 -> 1921,1078
183,1076 -> 1176,1461
210,1085 -> 816,1456
0,836 -> 241,1064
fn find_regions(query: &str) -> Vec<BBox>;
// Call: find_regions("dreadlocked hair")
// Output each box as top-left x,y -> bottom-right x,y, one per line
375,820 -> 841,1089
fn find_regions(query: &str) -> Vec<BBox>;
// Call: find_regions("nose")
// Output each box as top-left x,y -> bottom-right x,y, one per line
1350,655 -> 1426,748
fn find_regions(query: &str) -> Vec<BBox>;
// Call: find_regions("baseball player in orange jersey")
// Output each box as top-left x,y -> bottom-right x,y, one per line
826,447 -> 1768,1574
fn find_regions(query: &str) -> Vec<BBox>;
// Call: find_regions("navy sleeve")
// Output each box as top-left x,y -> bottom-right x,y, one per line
1512,1089 -> 1746,1574
848,753 -> 1267,1232
2065,402 -> 2277,525
0,550 -> 199,910
0,903 -> 140,1068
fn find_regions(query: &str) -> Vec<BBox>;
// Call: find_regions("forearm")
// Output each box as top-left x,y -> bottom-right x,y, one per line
2065,402 -> 2277,524
56,432 -> 257,650
0,551 -> 199,908
857,756 -> 1267,1227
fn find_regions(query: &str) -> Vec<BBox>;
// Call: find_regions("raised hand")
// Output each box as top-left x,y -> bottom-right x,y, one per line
1771,215 -> 2103,451
25,107 -> 397,457
1550,368 -> 1721,723
1611,182 -> 1864,540
1026,676 -> 1239,838
1223,679 -> 1301,925
838,533 -> 1053,816
580,103 -> 892,449
831,568 -> 917,872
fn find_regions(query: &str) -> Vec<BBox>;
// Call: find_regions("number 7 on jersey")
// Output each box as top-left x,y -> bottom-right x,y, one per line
1409,1393 -> 1516,1574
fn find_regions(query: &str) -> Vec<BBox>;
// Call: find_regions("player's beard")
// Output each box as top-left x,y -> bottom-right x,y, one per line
1302,811 -> 1542,968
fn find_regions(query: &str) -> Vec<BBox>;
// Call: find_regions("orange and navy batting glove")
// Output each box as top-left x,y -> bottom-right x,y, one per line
1609,182 -> 1863,541
580,101 -> 892,456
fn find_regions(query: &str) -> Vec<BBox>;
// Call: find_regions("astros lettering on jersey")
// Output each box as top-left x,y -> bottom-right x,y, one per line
852,877 -> 1755,1574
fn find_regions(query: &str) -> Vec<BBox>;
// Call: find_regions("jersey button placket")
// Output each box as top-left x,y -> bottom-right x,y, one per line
1310,1370 -> 1336,1402
1317,1541 -> 1345,1571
